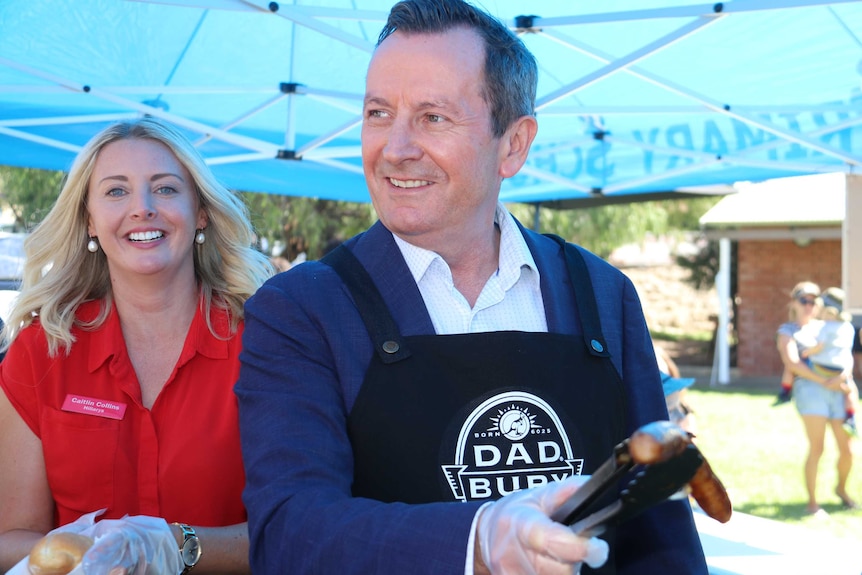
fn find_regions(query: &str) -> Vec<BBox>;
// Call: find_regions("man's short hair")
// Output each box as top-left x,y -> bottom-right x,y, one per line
377,0 -> 538,137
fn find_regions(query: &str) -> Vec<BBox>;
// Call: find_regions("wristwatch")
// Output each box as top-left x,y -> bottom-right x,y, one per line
173,523 -> 201,574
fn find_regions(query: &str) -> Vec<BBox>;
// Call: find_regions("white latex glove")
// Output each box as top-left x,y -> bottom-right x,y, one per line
3,511 -> 104,575
477,476 -> 609,575
81,516 -> 182,575
4,513 -> 182,575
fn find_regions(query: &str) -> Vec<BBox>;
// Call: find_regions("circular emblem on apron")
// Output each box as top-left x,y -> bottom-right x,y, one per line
442,390 -> 584,502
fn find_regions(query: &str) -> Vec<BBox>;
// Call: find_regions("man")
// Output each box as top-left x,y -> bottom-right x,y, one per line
236,1 -> 708,573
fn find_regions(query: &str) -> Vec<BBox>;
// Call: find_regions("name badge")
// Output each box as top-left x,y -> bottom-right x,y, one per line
62,394 -> 127,420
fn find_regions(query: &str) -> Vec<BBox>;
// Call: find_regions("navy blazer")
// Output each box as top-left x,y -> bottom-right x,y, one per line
236,220 -> 707,574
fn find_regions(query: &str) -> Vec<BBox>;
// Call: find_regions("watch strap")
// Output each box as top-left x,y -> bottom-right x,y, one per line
172,523 -> 201,574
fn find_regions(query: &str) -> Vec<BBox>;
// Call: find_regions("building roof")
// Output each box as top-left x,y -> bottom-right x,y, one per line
699,172 -> 845,228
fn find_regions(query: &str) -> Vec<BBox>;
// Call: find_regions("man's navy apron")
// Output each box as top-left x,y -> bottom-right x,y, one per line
324,237 -> 627,573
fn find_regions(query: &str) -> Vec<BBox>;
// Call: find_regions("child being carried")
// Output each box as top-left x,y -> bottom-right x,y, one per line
801,287 -> 859,437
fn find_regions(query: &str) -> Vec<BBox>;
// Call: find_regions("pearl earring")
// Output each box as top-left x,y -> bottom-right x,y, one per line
195,230 -> 206,245
87,238 -> 99,253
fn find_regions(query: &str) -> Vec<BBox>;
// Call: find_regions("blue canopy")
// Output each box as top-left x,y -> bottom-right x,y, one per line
1,0 -> 861,205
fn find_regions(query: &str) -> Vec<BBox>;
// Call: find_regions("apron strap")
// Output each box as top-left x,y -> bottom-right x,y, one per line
322,244 -> 412,364
323,236 -> 609,361
545,234 -> 611,358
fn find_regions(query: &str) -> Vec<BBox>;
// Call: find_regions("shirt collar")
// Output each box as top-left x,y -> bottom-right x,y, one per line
392,202 -> 540,289
87,299 -> 231,374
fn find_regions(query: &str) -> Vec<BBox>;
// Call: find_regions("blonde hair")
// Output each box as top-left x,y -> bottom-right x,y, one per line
787,281 -> 821,322
2,117 -> 274,356
820,286 -> 852,323
790,281 -> 820,300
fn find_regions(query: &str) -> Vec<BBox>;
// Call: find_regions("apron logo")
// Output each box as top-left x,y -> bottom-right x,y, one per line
492,405 -> 535,440
442,391 -> 583,502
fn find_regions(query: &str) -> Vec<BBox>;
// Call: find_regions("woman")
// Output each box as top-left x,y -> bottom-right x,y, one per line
0,118 -> 273,573
776,281 -> 857,516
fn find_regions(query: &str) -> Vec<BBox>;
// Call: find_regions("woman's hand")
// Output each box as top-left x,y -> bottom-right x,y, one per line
82,516 -> 182,575
822,374 -> 846,392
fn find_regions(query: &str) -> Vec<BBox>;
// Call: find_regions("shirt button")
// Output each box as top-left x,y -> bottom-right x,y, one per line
382,340 -> 400,354
591,339 -> 604,353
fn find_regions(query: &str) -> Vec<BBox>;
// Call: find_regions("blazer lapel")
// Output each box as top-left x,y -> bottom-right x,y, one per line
351,222 -> 437,336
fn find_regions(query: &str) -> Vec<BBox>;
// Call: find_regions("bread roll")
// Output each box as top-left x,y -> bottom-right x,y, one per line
28,532 -> 94,575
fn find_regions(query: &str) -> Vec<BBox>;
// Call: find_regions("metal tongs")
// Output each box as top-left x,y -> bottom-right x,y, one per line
550,421 -> 703,537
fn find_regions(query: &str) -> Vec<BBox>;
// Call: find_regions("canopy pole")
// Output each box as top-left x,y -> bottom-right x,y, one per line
533,202 -> 542,232
711,237 -> 732,385
285,18 -> 298,151
844,174 -> 862,314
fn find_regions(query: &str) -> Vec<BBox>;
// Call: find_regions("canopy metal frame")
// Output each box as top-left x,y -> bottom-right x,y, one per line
2,0 -> 860,201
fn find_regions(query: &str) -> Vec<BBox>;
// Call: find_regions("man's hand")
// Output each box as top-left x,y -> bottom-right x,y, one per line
474,477 -> 608,575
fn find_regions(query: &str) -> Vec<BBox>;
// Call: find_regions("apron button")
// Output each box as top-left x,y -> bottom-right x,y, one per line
382,340 -> 400,354
590,339 -> 604,353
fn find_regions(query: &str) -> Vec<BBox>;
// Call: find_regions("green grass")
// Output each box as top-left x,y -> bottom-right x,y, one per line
686,385 -> 862,540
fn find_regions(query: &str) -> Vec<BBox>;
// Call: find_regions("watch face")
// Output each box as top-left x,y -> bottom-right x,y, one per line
182,537 -> 202,566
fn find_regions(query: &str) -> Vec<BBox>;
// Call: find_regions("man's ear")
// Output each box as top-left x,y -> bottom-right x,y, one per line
499,115 -> 538,179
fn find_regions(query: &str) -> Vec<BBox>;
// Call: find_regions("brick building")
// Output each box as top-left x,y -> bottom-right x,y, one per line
700,172 -> 849,378
734,239 -> 842,377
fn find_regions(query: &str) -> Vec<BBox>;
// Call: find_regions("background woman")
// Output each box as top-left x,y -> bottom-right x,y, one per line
0,117 -> 272,573
776,281 -> 857,516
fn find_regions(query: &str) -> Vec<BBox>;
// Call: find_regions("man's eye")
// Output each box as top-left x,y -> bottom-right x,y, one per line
367,109 -> 388,119
427,114 -> 444,123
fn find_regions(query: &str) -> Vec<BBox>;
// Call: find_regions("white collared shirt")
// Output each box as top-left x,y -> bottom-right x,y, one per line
393,202 -> 548,574
392,202 -> 548,334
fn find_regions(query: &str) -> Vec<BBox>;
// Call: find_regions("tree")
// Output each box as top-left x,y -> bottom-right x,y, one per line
0,163 -> 725,287
240,192 -> 377,261
240,192 -> 724,270
0,166 -> 64,231
508,196 -> 722,259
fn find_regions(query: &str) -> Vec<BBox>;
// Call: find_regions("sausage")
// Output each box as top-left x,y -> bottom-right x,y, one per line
689,457 -> 733,523
627,420 -> 692,465
628,420 -> 732,523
